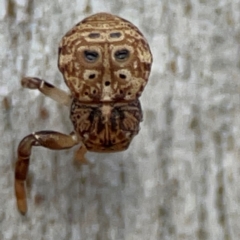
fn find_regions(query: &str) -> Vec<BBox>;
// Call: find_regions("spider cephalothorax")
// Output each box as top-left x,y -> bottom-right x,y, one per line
70,99 -> 143,152
15,12 -> 152,214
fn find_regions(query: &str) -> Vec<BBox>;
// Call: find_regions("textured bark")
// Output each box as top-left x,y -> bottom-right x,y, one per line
1,0 -> 240,239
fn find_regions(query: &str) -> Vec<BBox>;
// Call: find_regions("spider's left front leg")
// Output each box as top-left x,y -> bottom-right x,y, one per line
21,77 -> 72,106
15,131 -> 81,215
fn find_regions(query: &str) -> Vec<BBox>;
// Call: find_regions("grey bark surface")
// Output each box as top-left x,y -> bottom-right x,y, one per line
1,0 -> 240,239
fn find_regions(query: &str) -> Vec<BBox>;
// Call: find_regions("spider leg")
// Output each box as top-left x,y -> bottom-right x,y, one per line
74,144 -> 88,164
15,131 -> 81,215
21,77 -> 72,106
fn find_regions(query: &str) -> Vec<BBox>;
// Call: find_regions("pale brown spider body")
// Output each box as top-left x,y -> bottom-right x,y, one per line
15,13 -> 152,214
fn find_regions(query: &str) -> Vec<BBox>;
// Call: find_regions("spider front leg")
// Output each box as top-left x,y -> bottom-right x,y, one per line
15,131 -> 82,215
21,77 -> 72,106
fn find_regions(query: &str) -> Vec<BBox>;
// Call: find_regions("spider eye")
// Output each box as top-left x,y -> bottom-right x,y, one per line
84,50 -> 99,62
114,49 -> 130,61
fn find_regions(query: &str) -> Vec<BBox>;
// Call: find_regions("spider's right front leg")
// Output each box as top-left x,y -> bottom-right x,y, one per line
15,131 -> 81,215
21,77 -> 72,106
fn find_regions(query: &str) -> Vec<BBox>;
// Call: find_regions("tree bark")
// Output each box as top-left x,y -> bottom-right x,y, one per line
1,0 -> 240,239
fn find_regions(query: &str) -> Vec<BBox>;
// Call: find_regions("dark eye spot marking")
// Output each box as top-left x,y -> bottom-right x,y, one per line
89,74 -> 96,79
119,74 -> 126,79
88,33 -> 100,38
105,81 -> 110,86
84,50 -> 99,62
110,32 -> 122,38
114,49 -> 130,61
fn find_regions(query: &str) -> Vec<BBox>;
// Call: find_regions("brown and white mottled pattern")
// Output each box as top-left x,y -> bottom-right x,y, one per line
58,12 -> 152,102
70,99 -> 142,152
15,12 -> 152,214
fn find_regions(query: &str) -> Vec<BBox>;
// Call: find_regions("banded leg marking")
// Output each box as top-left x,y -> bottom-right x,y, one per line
21,77 -> 72,106
15,131 -> 79,214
